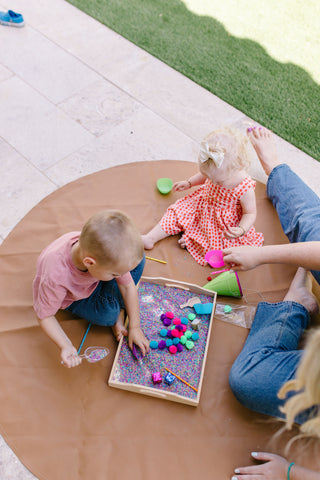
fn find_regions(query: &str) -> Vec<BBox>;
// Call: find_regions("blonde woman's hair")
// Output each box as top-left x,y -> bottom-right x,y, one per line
200,126 -> 252,173
278,328 -> 320,441
79,210 -> 144,266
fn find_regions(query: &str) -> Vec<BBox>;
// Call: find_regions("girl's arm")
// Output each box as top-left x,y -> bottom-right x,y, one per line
39,315 -> 81,368
173,172 -> 207,192
117,280 -> 149,356
232,452 -> 320,480
225,188 -> 257,239
223,242 -> 320,272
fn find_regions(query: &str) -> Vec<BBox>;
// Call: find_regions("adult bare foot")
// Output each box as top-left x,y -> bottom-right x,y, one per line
247,127 -> 280,176
112,310 -> 128,341
284,267 -> 319,315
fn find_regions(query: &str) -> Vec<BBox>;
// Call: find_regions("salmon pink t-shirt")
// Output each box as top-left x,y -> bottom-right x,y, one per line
33,232 -> 131,320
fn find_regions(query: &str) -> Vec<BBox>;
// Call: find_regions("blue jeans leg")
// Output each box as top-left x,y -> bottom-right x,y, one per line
66,255 -> 145,326
267,164 -> 320,284
229,301 -> 310,419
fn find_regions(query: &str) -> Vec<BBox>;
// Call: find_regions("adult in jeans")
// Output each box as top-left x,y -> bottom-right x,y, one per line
223,127 -> 320,480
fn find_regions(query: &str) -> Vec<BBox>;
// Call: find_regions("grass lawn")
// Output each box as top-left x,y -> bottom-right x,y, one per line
66,0 -> 320,161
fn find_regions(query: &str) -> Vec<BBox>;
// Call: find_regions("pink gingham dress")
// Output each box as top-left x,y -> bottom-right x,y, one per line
160,177 -> 264,265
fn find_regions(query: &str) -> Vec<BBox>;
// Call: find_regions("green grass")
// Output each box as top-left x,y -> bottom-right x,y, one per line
66,0 -> 320,161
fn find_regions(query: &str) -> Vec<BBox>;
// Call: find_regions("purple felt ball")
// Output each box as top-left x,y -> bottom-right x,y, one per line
176,324 -> 183,332
167,330 -> 173,338
158,340 -> 166,349
163,317 -> 172,326
177,343 -> 183,352
160,314 -> 167,321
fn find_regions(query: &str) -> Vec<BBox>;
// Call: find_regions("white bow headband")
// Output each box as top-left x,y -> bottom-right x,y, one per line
199,141 -> 224,168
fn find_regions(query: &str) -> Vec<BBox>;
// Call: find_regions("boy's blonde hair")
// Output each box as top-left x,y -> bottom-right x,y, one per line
79,210 -> 144,266
200,127 -> 252,173
278,328 -> 320,441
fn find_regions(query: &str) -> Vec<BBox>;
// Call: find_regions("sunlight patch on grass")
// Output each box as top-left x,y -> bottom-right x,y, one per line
182,0 -> 320,83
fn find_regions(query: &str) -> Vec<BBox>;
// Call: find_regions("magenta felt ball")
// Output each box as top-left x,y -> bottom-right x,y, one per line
166,311 -> 174,319
181,324 -> 187,332
169,345 -> 177,354
171,329 -> 179,337
173,317 -> 181,325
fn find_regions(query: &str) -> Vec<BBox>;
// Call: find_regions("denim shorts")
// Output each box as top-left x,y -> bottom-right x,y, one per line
229,165 -> 320,421
66,255 -> 145,326
267,164 -> 320,284
229,300 -> 309,419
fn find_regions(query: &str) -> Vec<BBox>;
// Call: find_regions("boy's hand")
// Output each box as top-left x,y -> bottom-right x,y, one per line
61,345 -> 82,368
173,180 -> 190,192
128,327 -> 150,356
223,246 -> 261,271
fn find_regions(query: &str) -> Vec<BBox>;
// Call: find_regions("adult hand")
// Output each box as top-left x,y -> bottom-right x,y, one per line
232,452 -> 289,479
223,246 -> 261,271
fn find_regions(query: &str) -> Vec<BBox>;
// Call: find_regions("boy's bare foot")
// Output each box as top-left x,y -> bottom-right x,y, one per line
247,127 -> 280,176
112,310 -> 128,341
284,267 -> 319,315
142,224 -> 170,250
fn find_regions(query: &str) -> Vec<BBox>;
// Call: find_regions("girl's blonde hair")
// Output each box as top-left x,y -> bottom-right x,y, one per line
200,126 -> 252,172
79,209 -> 144,266
278,328 -> 320,441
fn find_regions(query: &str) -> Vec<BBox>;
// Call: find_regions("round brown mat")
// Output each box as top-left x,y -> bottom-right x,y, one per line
0,161 -> 316,479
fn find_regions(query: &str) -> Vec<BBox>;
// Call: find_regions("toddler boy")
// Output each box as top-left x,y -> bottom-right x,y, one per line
33,210 -> 149,368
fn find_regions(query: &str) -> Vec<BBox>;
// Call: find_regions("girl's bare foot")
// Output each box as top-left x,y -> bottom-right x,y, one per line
142,224 -> 169,250
247,127 -> 280,176
112,310 -> 128,341
178,234 -> 186,249
284,267 -> 319,315
142,234 -> 155,250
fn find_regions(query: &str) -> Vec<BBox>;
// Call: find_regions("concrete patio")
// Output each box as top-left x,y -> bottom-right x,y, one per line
0,0 -> 319,477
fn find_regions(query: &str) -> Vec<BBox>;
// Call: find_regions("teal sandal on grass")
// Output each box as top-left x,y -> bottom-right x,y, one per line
0,10 -> 24,27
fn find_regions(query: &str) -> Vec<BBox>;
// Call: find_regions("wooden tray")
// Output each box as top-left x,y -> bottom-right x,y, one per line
108,276 -> 217,406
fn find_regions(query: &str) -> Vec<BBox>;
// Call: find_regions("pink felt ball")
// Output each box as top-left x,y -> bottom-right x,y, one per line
166,311 -> 174,319
173,317 -> 181,325
169,345 -> 177,354
181,324 -> 187,332
171,329 -> 179,337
